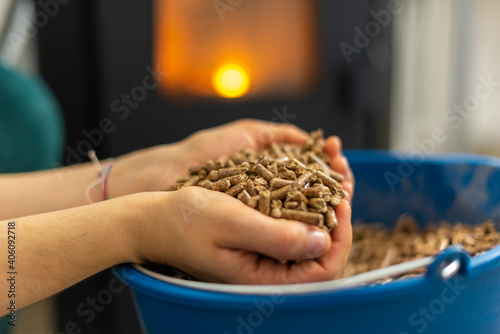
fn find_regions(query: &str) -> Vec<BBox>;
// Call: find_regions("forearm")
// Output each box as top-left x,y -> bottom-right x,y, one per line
0,194 -> 147,313
0,163 -> 102,220
0,142 -> 183,220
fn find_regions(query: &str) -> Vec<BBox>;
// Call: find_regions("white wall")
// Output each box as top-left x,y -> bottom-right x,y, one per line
466,0 -> 500,155
0,0 -> 11,31
390,0 -> 500,156
0,0 -> 39,74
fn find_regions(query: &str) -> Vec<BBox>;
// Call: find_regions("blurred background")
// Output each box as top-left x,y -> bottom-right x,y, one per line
0,0 -> 498,333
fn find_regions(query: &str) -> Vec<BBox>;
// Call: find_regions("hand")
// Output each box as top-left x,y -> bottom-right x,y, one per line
182,120 -> 354,201
324,136 -> 355,201
107,119 -> 308,198
178,119 -> 308,167
108,119 -> 354,201
132,187 -> 352,284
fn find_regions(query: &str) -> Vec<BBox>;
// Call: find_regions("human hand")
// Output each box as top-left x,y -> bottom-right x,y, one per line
107,119 -> 354,201
131,187 -> 352,284
107,119 -> 308,198
324,135 -> 355,201
177,119 -> 308,168
180,119 -> 354,201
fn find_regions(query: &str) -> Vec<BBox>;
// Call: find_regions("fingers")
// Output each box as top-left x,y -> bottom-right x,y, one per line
317,200 -> 352,278
324,135 -> 342,156
324,136 -> 355,200
222,119 -> 307,149
215,200 -> 351,284
167,188 -> 351,285
183,119 -> 308,166
325,136 -> 346,174
335,156 -> 353,201
241,120 -> 308,147
218,202 -> 331,261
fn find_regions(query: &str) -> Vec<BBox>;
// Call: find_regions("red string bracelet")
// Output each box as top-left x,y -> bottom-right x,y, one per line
86,150 -> 115,203
101,162 -> 113,200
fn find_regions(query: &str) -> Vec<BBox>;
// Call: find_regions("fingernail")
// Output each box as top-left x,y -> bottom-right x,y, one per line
307,230 -> 328,257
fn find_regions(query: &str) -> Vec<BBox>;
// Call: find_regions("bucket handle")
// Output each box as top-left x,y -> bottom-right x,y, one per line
425,245 -> 470,282
330,246 -> 469,288
439,259 -> 461,280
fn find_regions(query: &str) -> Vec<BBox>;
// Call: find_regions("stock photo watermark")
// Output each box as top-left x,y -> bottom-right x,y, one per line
253,106 -> 297,147
223,263 -> 317,334
385,74 -> 500,192
399,277 -> 467,334
48,277 -> 126,334
5,221 -> 17,327
3,0 -> 71,64
339,0 -> 403,64
223,293 -> 285,334
51,65 -> 167,180
213,0 -> 244,21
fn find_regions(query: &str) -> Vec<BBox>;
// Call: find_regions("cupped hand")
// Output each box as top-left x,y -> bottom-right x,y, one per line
107,119 -> 307,198
178,119 -> 308,167
324,135 -> 355,201
133,187 -> 352,284
179,120 -> 355,200
108,119 -> 354,201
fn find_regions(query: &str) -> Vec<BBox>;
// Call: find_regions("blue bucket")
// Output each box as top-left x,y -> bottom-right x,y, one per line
114,151 -> 500,334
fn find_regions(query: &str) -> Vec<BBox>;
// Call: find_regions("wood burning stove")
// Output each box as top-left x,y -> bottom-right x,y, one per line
37,0 -> 392,332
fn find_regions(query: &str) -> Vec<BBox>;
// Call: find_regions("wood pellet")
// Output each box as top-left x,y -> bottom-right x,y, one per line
167,130 -> 345,233
343,215 -> 500,280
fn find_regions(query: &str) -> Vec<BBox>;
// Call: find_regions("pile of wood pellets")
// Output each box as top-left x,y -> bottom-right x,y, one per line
168,130 -> 345,232
158,129 -> 500,283
343,215 -> 500,279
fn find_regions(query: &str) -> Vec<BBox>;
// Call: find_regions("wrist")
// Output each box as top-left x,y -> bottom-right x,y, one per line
103,193 -> 154,265
119,192 -> 174,265
107,143 -> 185,198
85,150 -> 115,203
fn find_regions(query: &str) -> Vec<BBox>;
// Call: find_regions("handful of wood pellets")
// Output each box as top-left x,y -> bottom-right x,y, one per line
168,130 -> 345,232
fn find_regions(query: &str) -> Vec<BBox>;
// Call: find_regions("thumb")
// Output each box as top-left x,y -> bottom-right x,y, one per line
220,208 -> 331,261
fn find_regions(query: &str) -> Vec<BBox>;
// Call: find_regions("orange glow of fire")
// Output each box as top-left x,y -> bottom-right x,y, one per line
212,64 -> 250,98
155,0 -> 318,99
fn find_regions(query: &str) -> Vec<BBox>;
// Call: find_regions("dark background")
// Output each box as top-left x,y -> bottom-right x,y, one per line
37,0 -> 392,332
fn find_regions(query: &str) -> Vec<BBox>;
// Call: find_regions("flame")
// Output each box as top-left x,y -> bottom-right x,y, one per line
213,64 -> 250,98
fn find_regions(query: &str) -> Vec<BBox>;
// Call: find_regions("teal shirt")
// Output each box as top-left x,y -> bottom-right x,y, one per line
0,61 -> 64,332
0,61 -> 64,172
